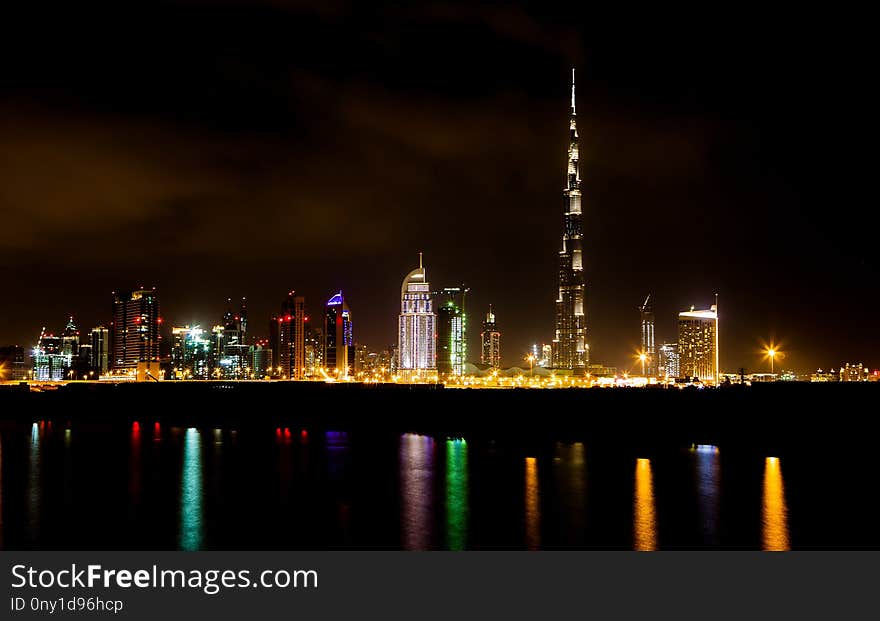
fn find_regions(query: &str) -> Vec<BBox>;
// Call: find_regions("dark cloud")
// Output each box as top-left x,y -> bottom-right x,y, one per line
0,1 -> 876,371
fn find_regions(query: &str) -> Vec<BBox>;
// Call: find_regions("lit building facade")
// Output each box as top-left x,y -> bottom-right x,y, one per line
531,343 -> 552,368
62,316 -> 80,360
678,306 -> 718,383
171,326 -> 211,379
111,288 -> 161,372
480,305 -> 501,369
354,344 -> 369,375
840,362 -> 868,382
810,368 -> 838,382
304,322 -> 322,377
32,332 -> 63,381
398,255 -> 436,380
552,69 -> 588,371
214,298 -> 249,378
658,343 -> 680,379
437,287 -> 467,377
324,291 -> 353,377
250,339 -> 273,379
90,326 -> 109,374
279,291 -> 305,379
639,295 -> 657,377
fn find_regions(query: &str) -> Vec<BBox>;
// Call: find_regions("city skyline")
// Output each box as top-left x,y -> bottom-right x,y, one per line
7,278 -> 874,379
1,2 -> 877,372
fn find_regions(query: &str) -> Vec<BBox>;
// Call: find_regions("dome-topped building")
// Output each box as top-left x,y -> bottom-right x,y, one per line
398,253 -> 437,381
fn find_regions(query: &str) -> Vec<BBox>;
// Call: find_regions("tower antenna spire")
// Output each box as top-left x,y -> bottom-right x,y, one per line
419,251 -> 423,269
571,67 -> 576,114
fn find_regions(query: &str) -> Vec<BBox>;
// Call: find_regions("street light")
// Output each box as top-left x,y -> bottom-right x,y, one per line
767,348 -> 776,374
526,354 -> 535,378
638,352 -> 647,376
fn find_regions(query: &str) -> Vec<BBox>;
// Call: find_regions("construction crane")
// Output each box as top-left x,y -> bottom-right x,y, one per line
35,326 -> 46,353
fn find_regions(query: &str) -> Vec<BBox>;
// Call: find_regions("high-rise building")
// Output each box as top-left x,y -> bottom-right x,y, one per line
0,345 -> 27,381
90,326 -> 109,374
531,343 -> 552,368
678,305 -> 718,383
436,287 -> 468,377
279,291 -> 305,379
171,326 -> 212,379
214,298 -> 249,378
76,344 -> 92,377
480,305 -> 501,369
639,294 -> 657,377
250,339 -> 273,379
354,344 -> 369,375
268,314 -> 281,375
398,254 -> 437,380
111,288 -> 161,372
552,68 -> 588,371
540,344 -> 552,368
324,291 -> 353,377
658,343 -> 680,379
377,346 -> 395,378
238,297 -> 248,343
61,316 -> 80,360
304,321 -> 322,377
32,329 -> 65,381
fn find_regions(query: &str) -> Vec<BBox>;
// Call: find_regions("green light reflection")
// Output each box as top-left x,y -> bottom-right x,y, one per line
445,439 -> 469,550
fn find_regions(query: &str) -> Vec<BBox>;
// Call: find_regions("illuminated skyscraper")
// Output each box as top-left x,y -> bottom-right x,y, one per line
639,294 -> 657,377
398,254 -> 436,380
250,339 -> 273,379
436,286 -> 468,377
32,329 -> 65,381
658,343 -> 680,379
111,288 -> 161,372
279,291 -> 305,379
214,298 -> 249,378
678,305 -> 718,384
480,305 -> 501,369
171,326 -> 211,379
552,68 -> 587,371
324,291 -> 353,377
90,326 -> 109,374
61,316 -> 80,360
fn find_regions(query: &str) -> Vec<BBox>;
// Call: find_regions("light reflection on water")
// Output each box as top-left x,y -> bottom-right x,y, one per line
400,434 -> 434,550
445,439 -> 468,551
27,422 -> 41,543
326,431 -> 352,540
524,457 -> 540,550
693,445 -> 721,546
634,458 -> 657,551
762,457 -> 790,551
0,423 -> 804,550
325,431 -> 349,483
130,422 -> 142,513
178,428 -> 204,551
277,427 -> 294,499
554,443 -> 586,544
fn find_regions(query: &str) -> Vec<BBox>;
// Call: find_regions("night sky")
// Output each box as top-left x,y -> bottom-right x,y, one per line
1,2 -> 876,372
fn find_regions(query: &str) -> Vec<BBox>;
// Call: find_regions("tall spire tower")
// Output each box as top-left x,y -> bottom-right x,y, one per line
552,68 -> 588,371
